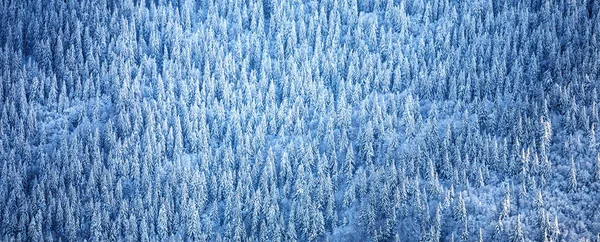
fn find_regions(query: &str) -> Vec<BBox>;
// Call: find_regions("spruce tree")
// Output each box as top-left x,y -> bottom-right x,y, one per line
568,156 -> 577,192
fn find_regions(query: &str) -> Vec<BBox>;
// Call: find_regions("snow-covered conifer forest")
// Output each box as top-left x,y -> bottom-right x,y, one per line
1,0 -> 599,241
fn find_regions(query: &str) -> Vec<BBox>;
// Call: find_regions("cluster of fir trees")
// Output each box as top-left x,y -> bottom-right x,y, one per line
0,0 -> 599,241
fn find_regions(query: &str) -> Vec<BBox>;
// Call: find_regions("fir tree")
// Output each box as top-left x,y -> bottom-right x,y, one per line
568,156 -> 577,192
512,214 -> 525,242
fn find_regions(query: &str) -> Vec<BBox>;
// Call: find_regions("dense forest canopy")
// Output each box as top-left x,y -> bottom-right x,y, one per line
0,0 -> 599,241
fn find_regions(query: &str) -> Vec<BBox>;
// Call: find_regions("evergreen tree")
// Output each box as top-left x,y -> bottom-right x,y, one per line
27,211 -> 43,242
501,183 -> 511,219
361,121 -> 375,167
433,204 -> 442,242
512,214 -> 525,242
91,203 -> 103,242
187,206 -> 202,241
345,145 -> 355,181
157,202 -> 169,240
568,156 -> 577,192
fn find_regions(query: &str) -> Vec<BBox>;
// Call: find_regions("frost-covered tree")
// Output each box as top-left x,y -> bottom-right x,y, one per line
569,156 -> 578,192
360,121 -> 375,167
512,214 -> 525,242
